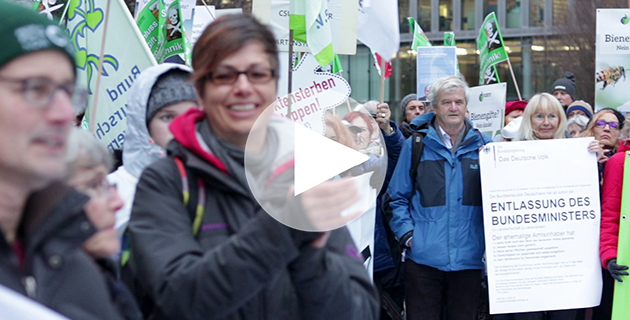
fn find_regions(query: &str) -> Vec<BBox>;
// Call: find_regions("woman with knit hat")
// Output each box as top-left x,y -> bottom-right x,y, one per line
504,100 -> 527,126
566,100 -> 594,119
108,63 -> 198,237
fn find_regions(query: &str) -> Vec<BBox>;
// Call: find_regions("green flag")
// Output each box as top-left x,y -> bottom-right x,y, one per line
407,17 -> 431,51
136,0 -> 186,63
290,0 -> 334,66
612,150 -> 630,319
332,54 -> 343,74
444,32 -> 461,73
477,12 -> 508,85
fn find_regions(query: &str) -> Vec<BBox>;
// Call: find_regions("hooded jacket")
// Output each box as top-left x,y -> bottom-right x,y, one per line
108,63 -> 195,232
0,183 -> 122,320
600,140 -> 630,268
386,112 -> 490,271
127,109 -> 379,320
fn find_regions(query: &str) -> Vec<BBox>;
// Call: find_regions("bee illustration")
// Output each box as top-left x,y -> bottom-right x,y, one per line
596,63 -> 626,90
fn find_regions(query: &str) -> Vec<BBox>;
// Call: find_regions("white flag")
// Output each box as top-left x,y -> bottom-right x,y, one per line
356,0 -> 399,62
66,0 -> 156,150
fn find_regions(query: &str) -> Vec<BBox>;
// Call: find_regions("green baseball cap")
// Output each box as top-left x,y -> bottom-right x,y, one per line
0,0 -> 75,72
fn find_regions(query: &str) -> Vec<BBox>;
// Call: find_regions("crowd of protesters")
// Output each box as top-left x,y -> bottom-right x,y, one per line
1,2 -> 630,320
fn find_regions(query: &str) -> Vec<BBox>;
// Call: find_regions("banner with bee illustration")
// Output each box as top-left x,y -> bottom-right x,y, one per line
595,9 -> 630,111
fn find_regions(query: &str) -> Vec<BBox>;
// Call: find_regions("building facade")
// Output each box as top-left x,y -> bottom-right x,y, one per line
337,0 -> 625,118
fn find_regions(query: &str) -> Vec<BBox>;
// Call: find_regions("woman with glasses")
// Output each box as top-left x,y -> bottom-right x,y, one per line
65,128 -> 142,320
125,14 -> 378,320
495,93 -> 602,320
580,108 -> 625,320
581,108 -> 625,162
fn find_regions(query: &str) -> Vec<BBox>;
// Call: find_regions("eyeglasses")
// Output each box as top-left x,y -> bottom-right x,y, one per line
78,178 -> 117,198
0,75 -> 87,113
595,120 -> 620,130
205,67 -> 276,85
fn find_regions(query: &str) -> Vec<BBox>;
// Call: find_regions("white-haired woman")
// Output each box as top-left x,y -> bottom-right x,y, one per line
65,128 -> 142,320
496,93 -> 602,320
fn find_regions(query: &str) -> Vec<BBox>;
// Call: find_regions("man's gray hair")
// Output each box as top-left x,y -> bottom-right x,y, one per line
428,75 -> 470,108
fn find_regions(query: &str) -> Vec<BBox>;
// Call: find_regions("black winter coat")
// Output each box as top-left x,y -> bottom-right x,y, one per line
0,183 -> 123,320
127,137 -> 380,320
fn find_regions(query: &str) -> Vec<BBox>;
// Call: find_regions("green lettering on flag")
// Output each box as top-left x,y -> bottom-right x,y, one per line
289,0 -> 334,66
477,12 -> 508,85
407,17 -> 431,50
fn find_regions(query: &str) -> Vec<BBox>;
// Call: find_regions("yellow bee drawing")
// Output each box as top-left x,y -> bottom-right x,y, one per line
596,63 -> 626,90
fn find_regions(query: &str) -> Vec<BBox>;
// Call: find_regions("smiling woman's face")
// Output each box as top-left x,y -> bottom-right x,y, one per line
200,42 -> 277,149
531,111 -> 560,140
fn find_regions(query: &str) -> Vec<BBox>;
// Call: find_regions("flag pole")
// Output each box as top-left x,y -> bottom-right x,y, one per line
286,30 -> 294,118
379,58 -> 385,104
200,0 -> 216,20
90,0 -> 112,133
506,57 -> 522,100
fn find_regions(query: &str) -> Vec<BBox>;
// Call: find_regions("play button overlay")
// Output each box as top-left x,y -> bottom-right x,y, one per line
294,123 -> 369,196
244,103 -> 388,232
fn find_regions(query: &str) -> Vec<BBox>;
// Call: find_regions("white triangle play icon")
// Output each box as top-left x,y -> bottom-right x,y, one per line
294,123 -> 370,196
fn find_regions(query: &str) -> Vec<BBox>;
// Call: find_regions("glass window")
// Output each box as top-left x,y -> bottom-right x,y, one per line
461,0 -> 475,30
506,0 -> 521,28
530,0 -> 544,27
484,0 -> 498,18
553,0 -> 568,26
418,0 -> 431,32
399,0 -> 410,33
439,0 -> 453,31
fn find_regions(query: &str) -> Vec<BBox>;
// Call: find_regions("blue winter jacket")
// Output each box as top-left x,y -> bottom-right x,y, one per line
387,113 -> 490,271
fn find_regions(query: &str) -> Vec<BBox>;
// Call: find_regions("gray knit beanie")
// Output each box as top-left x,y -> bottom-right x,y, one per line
146,69 -> 197,126
551,71 -> 577,100
400,93 -> 418,116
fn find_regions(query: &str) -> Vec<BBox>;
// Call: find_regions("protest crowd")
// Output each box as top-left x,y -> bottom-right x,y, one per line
0,1 -> 629,320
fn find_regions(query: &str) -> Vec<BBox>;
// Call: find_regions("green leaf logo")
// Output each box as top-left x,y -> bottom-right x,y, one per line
622,15 -> 629,25
479,93 -> 484,102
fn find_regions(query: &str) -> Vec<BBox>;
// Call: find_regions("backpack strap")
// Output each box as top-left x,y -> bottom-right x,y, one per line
409,131 -> 426,180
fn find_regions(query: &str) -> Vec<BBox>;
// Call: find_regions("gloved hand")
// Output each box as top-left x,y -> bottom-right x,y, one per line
608,258 -> 629,282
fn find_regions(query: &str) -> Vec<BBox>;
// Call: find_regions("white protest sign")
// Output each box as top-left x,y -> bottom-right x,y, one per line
416,46 -> 458,100
252,0 -> 357,54
0,284 -> 69,319
180,0 -> 196,44
479,138 -> 602,314
275,53 -> 351,135
67,0 -> 157,150
595,9 -> 630,111
191,5 -> 215,47
468,83 -> 506,137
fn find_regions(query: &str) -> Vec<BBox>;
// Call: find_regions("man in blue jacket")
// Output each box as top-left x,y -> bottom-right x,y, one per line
386,76 -> 490,320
